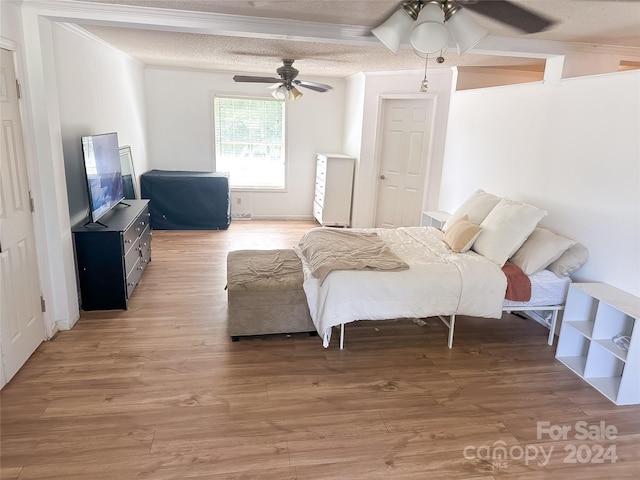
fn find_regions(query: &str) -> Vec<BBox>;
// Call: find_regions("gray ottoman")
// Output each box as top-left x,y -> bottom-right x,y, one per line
226,249 -> 316,341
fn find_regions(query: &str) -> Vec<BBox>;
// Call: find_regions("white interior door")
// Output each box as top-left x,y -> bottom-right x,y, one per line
0,48 -> 45,388
374,97 -> 434,228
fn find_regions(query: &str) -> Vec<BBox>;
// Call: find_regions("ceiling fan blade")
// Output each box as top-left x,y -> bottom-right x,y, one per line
462,0 -> 556,34
293,80 -> 333,92
233,75 -> 282,83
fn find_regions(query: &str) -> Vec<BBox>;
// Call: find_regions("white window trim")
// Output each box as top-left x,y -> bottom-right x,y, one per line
212,93 -> 288,192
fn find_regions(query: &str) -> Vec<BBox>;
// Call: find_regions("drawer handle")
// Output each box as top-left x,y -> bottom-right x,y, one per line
125,239 -> 132,244
127,281 -> 136,287
141,221 -> 146,226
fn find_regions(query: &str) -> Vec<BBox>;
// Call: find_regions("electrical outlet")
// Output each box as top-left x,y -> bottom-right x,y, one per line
236,196 -> 242,205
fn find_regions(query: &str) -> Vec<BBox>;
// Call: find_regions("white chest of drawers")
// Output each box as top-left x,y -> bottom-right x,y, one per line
313,153 -> 355,227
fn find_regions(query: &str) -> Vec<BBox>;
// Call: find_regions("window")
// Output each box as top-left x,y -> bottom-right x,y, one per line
213,95 -> 285,189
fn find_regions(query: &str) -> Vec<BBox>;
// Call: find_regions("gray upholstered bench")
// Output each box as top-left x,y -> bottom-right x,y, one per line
226,249 -> 316,341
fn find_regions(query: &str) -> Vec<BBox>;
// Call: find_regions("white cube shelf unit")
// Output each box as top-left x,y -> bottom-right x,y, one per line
556,283 -> 639,405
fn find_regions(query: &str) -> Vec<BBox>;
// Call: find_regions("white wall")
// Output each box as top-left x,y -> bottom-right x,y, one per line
1,0 -> 22,42
2,2 -> 79,335
2,7 -> 151,334
439,70 -> 640,296
52,24 -> 149,227
144,67 -> 345,219
343,73 -> 366,159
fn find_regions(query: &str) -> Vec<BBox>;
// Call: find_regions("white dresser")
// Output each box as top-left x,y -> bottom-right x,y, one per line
313,153 -> 355,227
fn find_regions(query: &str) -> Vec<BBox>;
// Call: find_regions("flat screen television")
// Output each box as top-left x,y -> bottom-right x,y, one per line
81,132 -> 124,224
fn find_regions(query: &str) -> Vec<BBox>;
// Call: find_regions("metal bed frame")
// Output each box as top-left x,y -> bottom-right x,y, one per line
337,305 -> 564,350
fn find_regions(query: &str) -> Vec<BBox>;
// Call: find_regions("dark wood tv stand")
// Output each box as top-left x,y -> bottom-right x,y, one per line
72,200 -> 151,310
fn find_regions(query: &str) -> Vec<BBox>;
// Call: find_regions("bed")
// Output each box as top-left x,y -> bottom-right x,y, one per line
295,190 -> 587,349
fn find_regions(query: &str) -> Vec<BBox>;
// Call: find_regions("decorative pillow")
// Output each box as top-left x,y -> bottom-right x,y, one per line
442,189 -> 501,232
443,215 -> 482,253
547,243 -> 589,277
472,198 -> 547,266
510,228 -> 576,275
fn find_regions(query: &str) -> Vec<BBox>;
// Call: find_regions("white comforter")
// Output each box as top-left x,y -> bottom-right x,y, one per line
296,227 -> 507,347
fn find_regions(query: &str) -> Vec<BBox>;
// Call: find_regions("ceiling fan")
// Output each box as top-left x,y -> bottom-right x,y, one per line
454,0 -> 555,34
233,59 -> 333,101
373,0 -> 556,56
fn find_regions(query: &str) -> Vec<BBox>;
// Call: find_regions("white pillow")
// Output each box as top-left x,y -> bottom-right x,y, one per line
547,243 -> 589,277
442,189 -> 501,232
510,227 -> 576,275
472,198 -> 547,266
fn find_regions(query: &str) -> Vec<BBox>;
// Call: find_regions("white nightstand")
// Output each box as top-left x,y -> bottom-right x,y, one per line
421,211 -> 451,230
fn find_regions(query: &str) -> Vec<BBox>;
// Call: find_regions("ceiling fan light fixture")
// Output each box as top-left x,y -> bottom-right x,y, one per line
371,7 -> 414,54
271,84 -> 303,101
289,86 -> 303,101
372,0 -> 495,59
445,7 -> 489,55
271,85 -> 289,101
409,2 -> 450,56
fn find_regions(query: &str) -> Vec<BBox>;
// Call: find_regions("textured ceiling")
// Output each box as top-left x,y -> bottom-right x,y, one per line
62,0 -> 640,78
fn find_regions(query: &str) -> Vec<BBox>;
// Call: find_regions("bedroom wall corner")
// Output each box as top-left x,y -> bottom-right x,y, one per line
342,72 -> 366,227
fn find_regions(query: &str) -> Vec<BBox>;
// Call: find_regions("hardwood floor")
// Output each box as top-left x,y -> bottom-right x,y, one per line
2,220 -> 639,479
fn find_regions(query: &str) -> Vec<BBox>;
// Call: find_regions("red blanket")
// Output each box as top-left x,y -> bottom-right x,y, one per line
502,262 -> 532,302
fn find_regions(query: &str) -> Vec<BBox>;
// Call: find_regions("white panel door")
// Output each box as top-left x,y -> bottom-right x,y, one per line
0,48 -> 45,388
374,98 -> 434,228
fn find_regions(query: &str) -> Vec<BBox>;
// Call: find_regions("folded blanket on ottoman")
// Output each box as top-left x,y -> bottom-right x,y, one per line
227,249 -> 315,340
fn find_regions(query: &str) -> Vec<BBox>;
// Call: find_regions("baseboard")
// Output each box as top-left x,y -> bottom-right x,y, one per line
231,212 -> 253,220
237,214 -> 315,221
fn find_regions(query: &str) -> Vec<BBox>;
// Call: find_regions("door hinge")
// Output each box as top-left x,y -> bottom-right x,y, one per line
16,79 -> 21,99
40,296 -> 46,313
29,191 -> 35,212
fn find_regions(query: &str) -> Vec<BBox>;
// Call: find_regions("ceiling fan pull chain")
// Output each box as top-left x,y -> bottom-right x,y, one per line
420,55 -> 429,92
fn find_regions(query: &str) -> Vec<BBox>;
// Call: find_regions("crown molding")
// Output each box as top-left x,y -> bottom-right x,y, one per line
55,22 -> 143,64
20,0 -> 376,45
474,35 -> 640,60
19,0 -> 640,61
